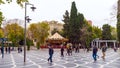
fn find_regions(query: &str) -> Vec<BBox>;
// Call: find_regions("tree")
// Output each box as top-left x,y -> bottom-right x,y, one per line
28,22 -> 50,49
26,38 -> 33,50
117,22 -> 120,41
4,23 -> 24,46
102,24 -> 112,40
111,27 -> 117,40
80,21 -> 93,47
69,1 -> 81,44
77,13 -> 84,29
62,10 -> 70,38
0,11 -> 4,28
117,0 -> 120,42
0,28 -> 4,38
92,26 -> 102,39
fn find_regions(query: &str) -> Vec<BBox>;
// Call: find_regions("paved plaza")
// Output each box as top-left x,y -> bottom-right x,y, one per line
0,48 -> 120,68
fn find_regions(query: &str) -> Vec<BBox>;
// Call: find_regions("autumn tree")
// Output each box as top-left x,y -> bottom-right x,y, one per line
0,11 -> 4,28
28,22 -> 50,49
80,21 -> 92,47
0,28 -> 4,38
4,23 -> 24,46
92,26 -> 102,39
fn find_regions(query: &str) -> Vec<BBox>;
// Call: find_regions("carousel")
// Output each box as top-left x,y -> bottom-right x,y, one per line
46,32 -> 68,45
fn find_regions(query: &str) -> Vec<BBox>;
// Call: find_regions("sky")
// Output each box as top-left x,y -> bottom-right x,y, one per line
0,0 -> 118,27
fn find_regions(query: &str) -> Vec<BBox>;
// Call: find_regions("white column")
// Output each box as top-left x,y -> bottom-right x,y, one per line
96,41 -> 98,48
114,42 -> 115,48
99,42 -> 100,48
91,41 -> 93,48
106,42 -> 108,47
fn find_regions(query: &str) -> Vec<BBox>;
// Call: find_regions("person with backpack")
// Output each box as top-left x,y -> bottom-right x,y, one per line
101,45 -> 107,61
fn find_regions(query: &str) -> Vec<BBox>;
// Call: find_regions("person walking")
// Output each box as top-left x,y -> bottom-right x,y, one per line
114,46 -> 117,52
8,46 -> 11,54
66,43 -> 70,56
48,45 -> 54,63
5,47 -> 8,53
1,47 -> 4,58
92,45 -> 98,62
61,44 -> 64,57
101,45 -> 107,61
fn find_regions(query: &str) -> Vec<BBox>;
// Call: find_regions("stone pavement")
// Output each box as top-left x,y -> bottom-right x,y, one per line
0,48 -> 120,68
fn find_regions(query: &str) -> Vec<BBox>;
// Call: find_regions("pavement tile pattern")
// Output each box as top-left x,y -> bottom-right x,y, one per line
0,48 -> 120,68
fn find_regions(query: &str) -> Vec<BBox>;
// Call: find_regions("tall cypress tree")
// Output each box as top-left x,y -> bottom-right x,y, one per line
77,13 -> 84,28
117,0 -> 120,42
62,10 -> 70,38
69,1 -> 80,44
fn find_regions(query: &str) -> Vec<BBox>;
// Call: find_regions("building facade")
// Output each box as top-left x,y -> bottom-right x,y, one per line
43,20 -> 64,36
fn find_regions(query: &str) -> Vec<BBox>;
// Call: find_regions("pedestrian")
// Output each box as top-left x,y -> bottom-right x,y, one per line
5,47 -> 8,53
114,46 -> 117,52
101,45 -> 107,61
60,44 -> 64,57
1,47 -> 4,58
48,45 -> 54,63
18,47 -> 20,53
92,45 -> 98,62
69,45 -> 72,55
8,46 -> 11,54
75,44 -> 79,53
66,43 -> 70,56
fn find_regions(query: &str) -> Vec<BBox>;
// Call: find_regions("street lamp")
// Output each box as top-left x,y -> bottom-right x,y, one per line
24,2 -> 36,63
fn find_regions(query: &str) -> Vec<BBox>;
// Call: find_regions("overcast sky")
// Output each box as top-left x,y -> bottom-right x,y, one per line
0,0 -> 118,27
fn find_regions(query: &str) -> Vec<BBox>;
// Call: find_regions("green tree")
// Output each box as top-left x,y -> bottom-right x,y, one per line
62,10 -> 70,38
102,24 -> 112,40
69,1 -> 81,44
92,26 -> 102,39
4,23 -> 24,46
26,38 -> 33,50
117,22 -> 120,41
77,13 -> 84,29
117,0 -> 120,42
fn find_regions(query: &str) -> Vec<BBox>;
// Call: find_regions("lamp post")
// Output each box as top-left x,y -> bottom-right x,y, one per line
24,2 -> 36,63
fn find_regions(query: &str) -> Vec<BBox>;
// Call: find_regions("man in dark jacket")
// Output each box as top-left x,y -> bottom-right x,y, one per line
48,45 -> 54,63
92,45 -> 98,62
61,45 -> 64,57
